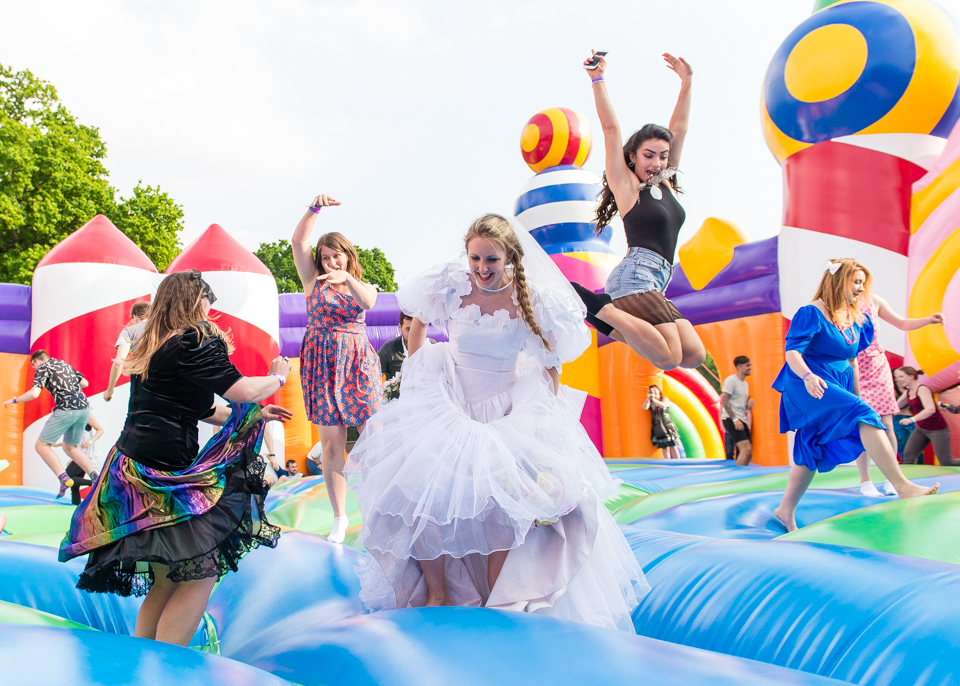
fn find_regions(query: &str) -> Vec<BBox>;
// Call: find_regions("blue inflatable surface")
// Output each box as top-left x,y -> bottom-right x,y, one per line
0,486 -> 70,508
631,489 -> 889,538
238,606 -> 848,686
626,528 -> 960,685
0,540 -> 141,633
206,532 -> 362,660
616,465 -> 790,493
1,625 -> 288,686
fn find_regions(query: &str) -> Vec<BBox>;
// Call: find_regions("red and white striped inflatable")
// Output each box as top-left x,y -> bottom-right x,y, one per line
24,215 -> 162,488
164,223 -> 281,401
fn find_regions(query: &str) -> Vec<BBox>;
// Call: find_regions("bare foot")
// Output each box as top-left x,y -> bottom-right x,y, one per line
896,482 -> 940,499
773,506 -> 797,533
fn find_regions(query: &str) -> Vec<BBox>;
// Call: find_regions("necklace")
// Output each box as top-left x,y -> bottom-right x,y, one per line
637,167 -> 678,201
474,275 -> 513,293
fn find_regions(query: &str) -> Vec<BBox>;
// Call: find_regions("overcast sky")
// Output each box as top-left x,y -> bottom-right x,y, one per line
4,0 -> 959,284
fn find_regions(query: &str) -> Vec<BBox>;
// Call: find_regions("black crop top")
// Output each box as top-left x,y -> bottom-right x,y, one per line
622,183 -> 686,262
116,323 -> 243,470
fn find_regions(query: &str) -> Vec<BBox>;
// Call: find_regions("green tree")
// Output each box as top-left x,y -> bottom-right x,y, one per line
255,239 -> 398,293
254,239 -> 301,294
0,64 -> 183,283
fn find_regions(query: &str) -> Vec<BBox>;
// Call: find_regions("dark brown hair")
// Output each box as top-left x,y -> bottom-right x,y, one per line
30,350 -> 49,363
595,124 -> 682,236
129,301 -> 151,320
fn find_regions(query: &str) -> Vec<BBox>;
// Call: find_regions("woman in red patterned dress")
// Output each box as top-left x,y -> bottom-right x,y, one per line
855,266 -> 943,497
292,193 -> 382,542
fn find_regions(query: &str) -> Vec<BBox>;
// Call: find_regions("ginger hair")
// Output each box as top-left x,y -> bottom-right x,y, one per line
464,214 -> 551,352
813,258 -> 866,328
314,232 -> 363,282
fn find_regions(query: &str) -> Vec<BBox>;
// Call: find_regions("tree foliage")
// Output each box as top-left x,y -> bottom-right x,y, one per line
254,239 -> 398,293
0,64 -> 183,283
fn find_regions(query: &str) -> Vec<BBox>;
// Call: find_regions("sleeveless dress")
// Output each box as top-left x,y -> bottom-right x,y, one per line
59,325 -> 279,596
300,282 -> 381,426
604,178 -> 686,325
857,299 -> 900,416
349,262 -> 648,633
773,305 -> 884,472
650,401 -> 681,449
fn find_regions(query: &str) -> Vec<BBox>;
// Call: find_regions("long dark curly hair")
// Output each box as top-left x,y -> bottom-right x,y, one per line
595,124 -> 682,236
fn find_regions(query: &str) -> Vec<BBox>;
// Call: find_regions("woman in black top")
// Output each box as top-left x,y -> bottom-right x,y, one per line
572,51 -> 706,371
60,270 -> 292,646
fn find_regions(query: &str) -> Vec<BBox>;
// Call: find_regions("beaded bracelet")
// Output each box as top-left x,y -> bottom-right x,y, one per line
308,205 -> 322,214
591,76 -> 605,84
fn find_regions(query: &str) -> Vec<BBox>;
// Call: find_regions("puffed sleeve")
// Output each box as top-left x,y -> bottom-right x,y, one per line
176,324 -> 244,396
396,261 -> 472,328
784,305 -> 821,355
856,315 -> 876,355
521,285 -> 592,369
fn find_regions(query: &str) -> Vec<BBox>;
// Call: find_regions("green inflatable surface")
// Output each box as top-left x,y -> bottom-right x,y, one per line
0,530 -> 65,547
268,484 -> 362,538
0,505 -> 75,536
0,599 -> 91,630
778,490 -> 960,565
611,465 -> 959,524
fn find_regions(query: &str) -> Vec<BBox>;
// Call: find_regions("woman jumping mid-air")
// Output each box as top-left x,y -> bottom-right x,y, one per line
570,50 -> 705,371
772,259 -> 938,532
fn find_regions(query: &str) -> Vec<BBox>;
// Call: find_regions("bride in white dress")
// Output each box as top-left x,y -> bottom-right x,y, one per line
350,214 -> 648,632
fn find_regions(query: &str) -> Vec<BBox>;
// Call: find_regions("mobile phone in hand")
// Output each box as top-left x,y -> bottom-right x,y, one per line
585,51 -> 608,70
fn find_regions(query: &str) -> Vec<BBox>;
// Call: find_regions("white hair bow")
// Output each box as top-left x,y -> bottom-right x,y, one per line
824,261 -> 842,275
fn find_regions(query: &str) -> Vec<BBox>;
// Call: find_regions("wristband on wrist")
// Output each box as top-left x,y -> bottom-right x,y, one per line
270,373 -> 286,387
591,76 -> 605,83
308,205 -> 322,214
802,371 -> 813,381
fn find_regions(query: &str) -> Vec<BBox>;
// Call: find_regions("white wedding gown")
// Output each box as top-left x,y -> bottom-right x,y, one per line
349,262 -> 649,632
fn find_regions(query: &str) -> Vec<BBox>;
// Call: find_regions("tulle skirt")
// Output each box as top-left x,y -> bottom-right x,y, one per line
349,343 -> 648,632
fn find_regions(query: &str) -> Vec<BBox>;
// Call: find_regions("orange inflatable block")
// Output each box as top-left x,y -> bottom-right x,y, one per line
0,353 -> 28,485
600,342 -> 663,459
281,358 -> 312,475
694,313 -> 788,466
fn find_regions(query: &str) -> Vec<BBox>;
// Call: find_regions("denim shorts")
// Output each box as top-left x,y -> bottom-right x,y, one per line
38,408 -> 90,445
605,247 -> 674,300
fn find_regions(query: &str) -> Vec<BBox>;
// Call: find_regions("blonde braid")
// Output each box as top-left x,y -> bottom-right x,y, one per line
511,253 -> 552,353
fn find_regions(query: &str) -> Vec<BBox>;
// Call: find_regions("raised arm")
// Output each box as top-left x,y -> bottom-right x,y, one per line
292,194 -> 341,292
663,53 -> 692,169
874,294 -> 944,332
585,51 -> 637,213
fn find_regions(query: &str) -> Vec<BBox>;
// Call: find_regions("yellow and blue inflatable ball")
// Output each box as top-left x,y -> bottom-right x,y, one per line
762,0 -> 960,162
521,107 -> 592,173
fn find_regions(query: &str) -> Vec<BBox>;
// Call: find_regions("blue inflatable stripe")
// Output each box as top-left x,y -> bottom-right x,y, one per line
514,183 -> 600,215
536,164 -> 583,174
542,240 -> 619,256
529,222 -> 607,246
626,528 -> 960,685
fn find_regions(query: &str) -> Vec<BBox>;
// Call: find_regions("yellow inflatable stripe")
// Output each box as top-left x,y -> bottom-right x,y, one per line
760,96 -> 811,163
908,225 -> 960,373
560,328 -> 601,397
912,154 -> 960,232
572,109 -> 592,168
662,375 -> 725,460
859,0 -> 960,137
539,108 -> 571,170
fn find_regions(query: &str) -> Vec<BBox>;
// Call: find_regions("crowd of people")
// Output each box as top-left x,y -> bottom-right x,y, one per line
1,49 -> 955,647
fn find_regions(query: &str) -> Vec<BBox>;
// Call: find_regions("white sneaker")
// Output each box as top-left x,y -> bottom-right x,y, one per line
859,481 -> 883,498
883,480 -> 897,496
327,516 -> 348,544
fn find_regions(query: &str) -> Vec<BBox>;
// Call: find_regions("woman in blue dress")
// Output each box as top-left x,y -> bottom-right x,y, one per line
773,258 -> 939,531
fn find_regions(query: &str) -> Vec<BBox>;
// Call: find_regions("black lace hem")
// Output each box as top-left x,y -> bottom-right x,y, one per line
76,452 -> 280,597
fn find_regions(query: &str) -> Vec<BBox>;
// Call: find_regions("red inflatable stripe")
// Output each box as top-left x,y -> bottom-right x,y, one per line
782,141 -> 925,256
665,367 -> 724,434
166,224 -> 272,276
558,108 -> 582,166
37,215 -> 157,271
522,113 -> 553,167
